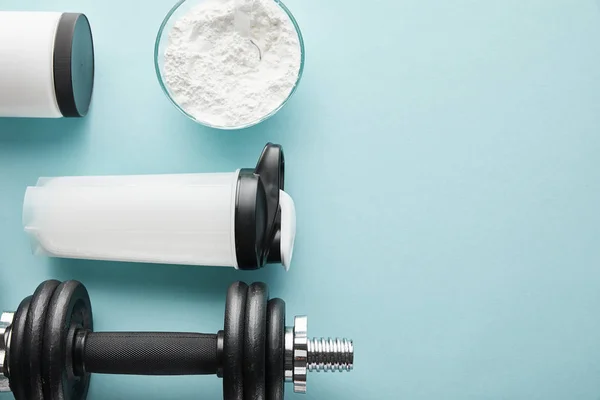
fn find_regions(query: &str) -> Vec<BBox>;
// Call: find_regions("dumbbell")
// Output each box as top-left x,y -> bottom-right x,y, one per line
0,280 -> 354,400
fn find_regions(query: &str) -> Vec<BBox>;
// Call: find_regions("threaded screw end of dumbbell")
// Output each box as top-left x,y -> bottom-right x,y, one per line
307,337 -> 353,372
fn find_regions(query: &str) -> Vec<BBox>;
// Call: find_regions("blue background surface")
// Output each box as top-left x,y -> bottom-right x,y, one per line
1,0 -> 600,399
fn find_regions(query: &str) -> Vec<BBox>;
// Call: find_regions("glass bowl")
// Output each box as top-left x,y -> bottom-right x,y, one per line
154,0 -> 305,130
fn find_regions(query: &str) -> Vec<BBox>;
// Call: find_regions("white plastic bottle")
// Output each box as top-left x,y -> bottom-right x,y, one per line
0,12 -> 94,118
23,144 -> 296,270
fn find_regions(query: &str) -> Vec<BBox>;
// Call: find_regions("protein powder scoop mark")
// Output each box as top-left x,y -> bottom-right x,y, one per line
22,143 -> 296,271
154,0 -> 305,129
234,0 -> 259,56
0,12 -> 94,118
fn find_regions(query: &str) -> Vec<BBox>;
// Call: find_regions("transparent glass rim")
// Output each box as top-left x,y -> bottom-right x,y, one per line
154,0 -> 306,130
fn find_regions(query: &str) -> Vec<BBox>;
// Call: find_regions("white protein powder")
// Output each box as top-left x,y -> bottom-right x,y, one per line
163,0 -> 302,128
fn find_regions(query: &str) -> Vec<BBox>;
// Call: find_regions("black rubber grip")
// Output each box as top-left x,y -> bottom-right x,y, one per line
82,332 -> 219,375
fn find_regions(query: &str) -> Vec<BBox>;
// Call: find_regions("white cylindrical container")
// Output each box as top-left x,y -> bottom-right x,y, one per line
24,172 -> 241,267
23,143 -> 296,270
0,12 -> 95,118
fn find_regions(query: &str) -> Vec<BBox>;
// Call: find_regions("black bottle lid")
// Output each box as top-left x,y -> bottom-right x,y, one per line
234,143 -> 288,270
53,13 -> 94,117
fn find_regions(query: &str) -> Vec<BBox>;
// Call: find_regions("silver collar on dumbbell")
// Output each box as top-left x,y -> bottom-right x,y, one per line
284,316 -> 354,394
0,312 -> 14,392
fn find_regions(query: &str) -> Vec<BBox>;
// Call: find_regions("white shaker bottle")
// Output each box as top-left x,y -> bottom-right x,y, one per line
23,143 -> 296,270
0,12 -> 94,118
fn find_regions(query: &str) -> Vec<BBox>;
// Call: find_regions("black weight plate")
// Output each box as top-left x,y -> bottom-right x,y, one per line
23,280 -> 61,399
43,280 -> 93,400
224,282 -> 248,400
266,299 -> 285,400
9,295 -> 31,400
244,282 -> 268,400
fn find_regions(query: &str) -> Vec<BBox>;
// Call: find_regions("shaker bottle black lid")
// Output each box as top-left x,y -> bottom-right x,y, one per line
53,13 -> 95,117
235,143 -> 290,270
